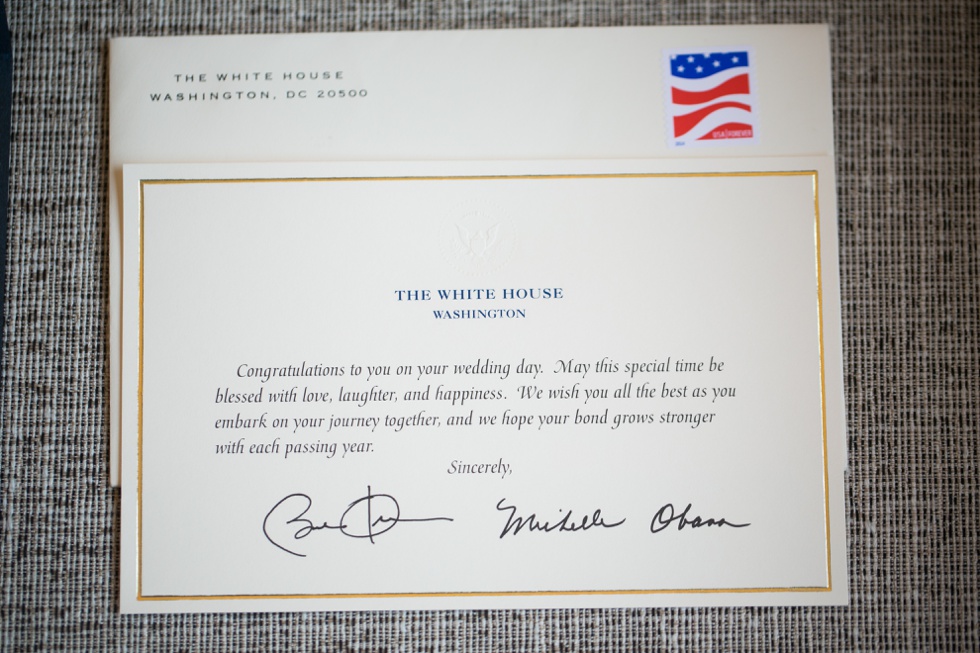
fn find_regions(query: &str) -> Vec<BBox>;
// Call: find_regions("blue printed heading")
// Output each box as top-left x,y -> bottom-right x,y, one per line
395,288 -> 564,301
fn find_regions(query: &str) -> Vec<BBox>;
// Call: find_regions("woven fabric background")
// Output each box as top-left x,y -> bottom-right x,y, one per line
1,1 -> 977,651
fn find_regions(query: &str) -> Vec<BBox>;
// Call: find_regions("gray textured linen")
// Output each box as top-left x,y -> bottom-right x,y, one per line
1,1 -> 977,651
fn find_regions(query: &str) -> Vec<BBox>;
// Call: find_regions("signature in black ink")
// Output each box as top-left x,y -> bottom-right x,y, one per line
496,498 -> 625,538
263,486 -> 454,557
649,502 -> 750,534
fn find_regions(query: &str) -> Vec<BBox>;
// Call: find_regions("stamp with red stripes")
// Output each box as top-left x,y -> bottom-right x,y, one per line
664,49 -> 757,147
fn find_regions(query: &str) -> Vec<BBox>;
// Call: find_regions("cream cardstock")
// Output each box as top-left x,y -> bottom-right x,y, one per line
109,25 -> 838,486
120,157 -> 846,612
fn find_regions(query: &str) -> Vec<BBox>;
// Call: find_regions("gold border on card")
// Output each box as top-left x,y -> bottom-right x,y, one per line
136,171 -> 833,602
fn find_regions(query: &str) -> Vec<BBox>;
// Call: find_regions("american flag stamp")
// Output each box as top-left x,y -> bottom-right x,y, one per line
665,49 -> 756,147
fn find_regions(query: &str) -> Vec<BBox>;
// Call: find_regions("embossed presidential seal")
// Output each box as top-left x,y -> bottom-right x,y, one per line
442,204 -> 517,275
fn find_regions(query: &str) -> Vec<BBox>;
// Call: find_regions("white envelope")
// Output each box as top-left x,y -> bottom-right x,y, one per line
108,25 -> 840,487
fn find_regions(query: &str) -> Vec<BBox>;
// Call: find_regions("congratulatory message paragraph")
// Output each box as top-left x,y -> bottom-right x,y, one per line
207,355 -> 737,468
